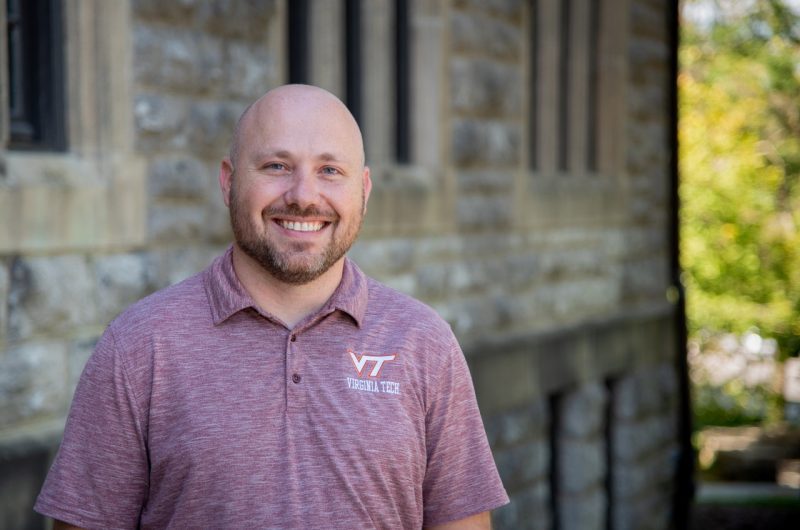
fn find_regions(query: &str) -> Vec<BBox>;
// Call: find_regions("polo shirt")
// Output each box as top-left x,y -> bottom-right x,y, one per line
35,247 -> 508,529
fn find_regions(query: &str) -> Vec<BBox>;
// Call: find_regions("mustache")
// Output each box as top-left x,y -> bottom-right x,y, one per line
264,204 -> 338,220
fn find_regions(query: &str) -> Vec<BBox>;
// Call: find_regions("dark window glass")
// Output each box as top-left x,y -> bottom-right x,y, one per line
529,0 -> 539,171
558,0 -> 572,172
6,0 -> 66,151
287,0 -> 310,84
394,0 -> 410,164
344,0 -> 362,125
548,392 -> 563,530
587,0 -> 601,172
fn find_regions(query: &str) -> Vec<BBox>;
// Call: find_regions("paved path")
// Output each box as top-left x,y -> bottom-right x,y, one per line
691,482 -> 800,530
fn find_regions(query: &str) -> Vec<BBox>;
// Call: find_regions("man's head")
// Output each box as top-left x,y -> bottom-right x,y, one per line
219,84 -> 371,285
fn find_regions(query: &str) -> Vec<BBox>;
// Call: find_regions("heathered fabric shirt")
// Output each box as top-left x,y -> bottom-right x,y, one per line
35,248 -> 508,529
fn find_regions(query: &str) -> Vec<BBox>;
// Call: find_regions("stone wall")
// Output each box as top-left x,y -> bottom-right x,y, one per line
0,1 -> 683,528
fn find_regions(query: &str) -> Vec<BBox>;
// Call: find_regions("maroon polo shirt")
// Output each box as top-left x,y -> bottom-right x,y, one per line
35,247 -> 508,529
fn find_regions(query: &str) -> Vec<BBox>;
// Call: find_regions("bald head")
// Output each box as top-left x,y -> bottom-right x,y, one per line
228,84 -> 365,170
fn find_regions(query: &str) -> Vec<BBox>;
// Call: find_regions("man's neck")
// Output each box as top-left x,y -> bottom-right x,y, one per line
231,245 -> 345,329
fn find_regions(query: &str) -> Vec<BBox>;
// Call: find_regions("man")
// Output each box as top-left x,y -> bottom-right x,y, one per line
35,85 -> 508,529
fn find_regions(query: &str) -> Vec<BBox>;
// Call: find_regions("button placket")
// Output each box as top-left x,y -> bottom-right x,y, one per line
286,331 -> 305,409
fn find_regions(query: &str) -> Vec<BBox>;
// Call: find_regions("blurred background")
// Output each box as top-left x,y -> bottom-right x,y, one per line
681,0 -> 800,528
0,0 -> 796,529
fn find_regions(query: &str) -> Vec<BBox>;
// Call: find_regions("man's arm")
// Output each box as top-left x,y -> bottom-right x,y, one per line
425,510 -> 492,530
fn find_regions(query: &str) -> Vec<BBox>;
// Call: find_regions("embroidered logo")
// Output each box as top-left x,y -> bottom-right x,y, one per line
348,350 -> 396,377
346,350 -> 401,395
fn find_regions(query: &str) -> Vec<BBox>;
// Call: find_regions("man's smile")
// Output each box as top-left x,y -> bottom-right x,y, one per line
277,219 -> 328,232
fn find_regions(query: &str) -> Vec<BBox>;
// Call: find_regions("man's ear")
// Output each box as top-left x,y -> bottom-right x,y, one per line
362,166 -> 372,214
219,157 -> 234,207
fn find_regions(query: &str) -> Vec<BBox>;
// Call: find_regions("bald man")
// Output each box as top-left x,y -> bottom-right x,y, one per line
36,85 -> 508,529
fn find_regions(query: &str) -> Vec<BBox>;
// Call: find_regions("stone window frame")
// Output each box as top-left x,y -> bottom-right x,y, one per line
527,0 -> 628,178
0,0 -> 146,253
519,0 -> 630,227
301,0 -> 452,237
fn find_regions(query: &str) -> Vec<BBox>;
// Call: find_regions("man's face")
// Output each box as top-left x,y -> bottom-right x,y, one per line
222,87 -> 371,285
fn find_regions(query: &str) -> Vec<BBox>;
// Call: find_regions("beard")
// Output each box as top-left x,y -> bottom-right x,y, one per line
229,183 -> 365,285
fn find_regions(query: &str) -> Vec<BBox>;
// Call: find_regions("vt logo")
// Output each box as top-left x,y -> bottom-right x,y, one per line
348,350 -> 396,378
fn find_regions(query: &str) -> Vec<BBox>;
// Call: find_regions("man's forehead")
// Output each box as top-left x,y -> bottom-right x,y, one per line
248,148 -> 350,163
229,85 -> 365,166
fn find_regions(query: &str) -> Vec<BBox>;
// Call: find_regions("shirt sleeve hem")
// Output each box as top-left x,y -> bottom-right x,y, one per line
34,497 -> 121,530
423,493 -> 511,527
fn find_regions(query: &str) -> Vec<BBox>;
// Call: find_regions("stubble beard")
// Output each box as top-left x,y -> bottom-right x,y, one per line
229,183 -> 365,285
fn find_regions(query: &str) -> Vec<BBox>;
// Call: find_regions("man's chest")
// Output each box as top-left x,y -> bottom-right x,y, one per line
144,327 -> 428,489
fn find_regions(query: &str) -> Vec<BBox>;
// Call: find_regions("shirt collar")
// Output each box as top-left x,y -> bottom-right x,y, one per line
204,246 -> 368,327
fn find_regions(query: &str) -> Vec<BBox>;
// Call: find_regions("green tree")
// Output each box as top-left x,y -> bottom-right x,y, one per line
680,0 -> 800,359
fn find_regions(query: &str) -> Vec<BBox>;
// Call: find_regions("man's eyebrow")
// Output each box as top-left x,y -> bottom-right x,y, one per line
251,150 -> 344,162
317,152 -> 342,162
252,149 -> 291,161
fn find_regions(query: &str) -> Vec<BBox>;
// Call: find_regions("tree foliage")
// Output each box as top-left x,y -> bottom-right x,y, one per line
680,0 -> 800,358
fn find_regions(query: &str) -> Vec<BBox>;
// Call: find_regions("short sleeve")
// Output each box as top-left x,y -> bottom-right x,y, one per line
422,339 -> 509,526
34,327 -> 149,529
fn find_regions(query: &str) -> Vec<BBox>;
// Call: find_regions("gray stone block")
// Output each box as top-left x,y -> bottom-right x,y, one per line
452,119 -> 521,168
185,101 -> 245,161
613,415 -> 671,463
134,94 -> 189,151
613,485 -> 672,530
456,195 -> 513,230
134,25 -> 223,93
93,253 -> 152,323
451,8 -> 523,57
146,245 -> 223,289
494,439 -> 549,489
148,202 -> 209,243
0,259 -> 8,340
148,155 -> 210,200
0,341 -> 69,425
614,370 -> 644,421
205,196 -> 235,244
8,256 -> 97,340
197,0 -> 279,40
496,400 -> 549,447
348,239 -> 416,277
493,482 -> 550,530
561,382 -> 608,438
132,0 -> 201,22
559,438 -> 606,495
612,458 -> 652,500
503,254 -> 540,291
451,58 -> 522,117
559,487 -> 606,530
224,42 -> 278,100
411,236 -> 461,263
415,263 -> 449,300
456,170 -> 515,194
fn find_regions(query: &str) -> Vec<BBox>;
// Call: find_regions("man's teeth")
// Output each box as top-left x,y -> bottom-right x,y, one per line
280,220 -> 325,232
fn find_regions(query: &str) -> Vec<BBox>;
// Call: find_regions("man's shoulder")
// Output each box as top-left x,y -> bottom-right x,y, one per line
108,270 -> 208,335
363,276 -> 453,336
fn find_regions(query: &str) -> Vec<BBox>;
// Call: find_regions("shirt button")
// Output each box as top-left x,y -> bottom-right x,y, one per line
291,373 -> 302,384
290,334 -> 297,342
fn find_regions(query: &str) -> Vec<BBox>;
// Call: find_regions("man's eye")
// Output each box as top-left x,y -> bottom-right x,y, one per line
321,166 -> 339,175
265,163 -> 286,171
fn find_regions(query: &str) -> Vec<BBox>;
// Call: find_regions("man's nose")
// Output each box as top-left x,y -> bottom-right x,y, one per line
283,167 -> 320,208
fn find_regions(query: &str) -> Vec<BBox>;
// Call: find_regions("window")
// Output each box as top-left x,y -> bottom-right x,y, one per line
287,0 -> 411,165
529,0 -> 607,175
6,0 -> 66,151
